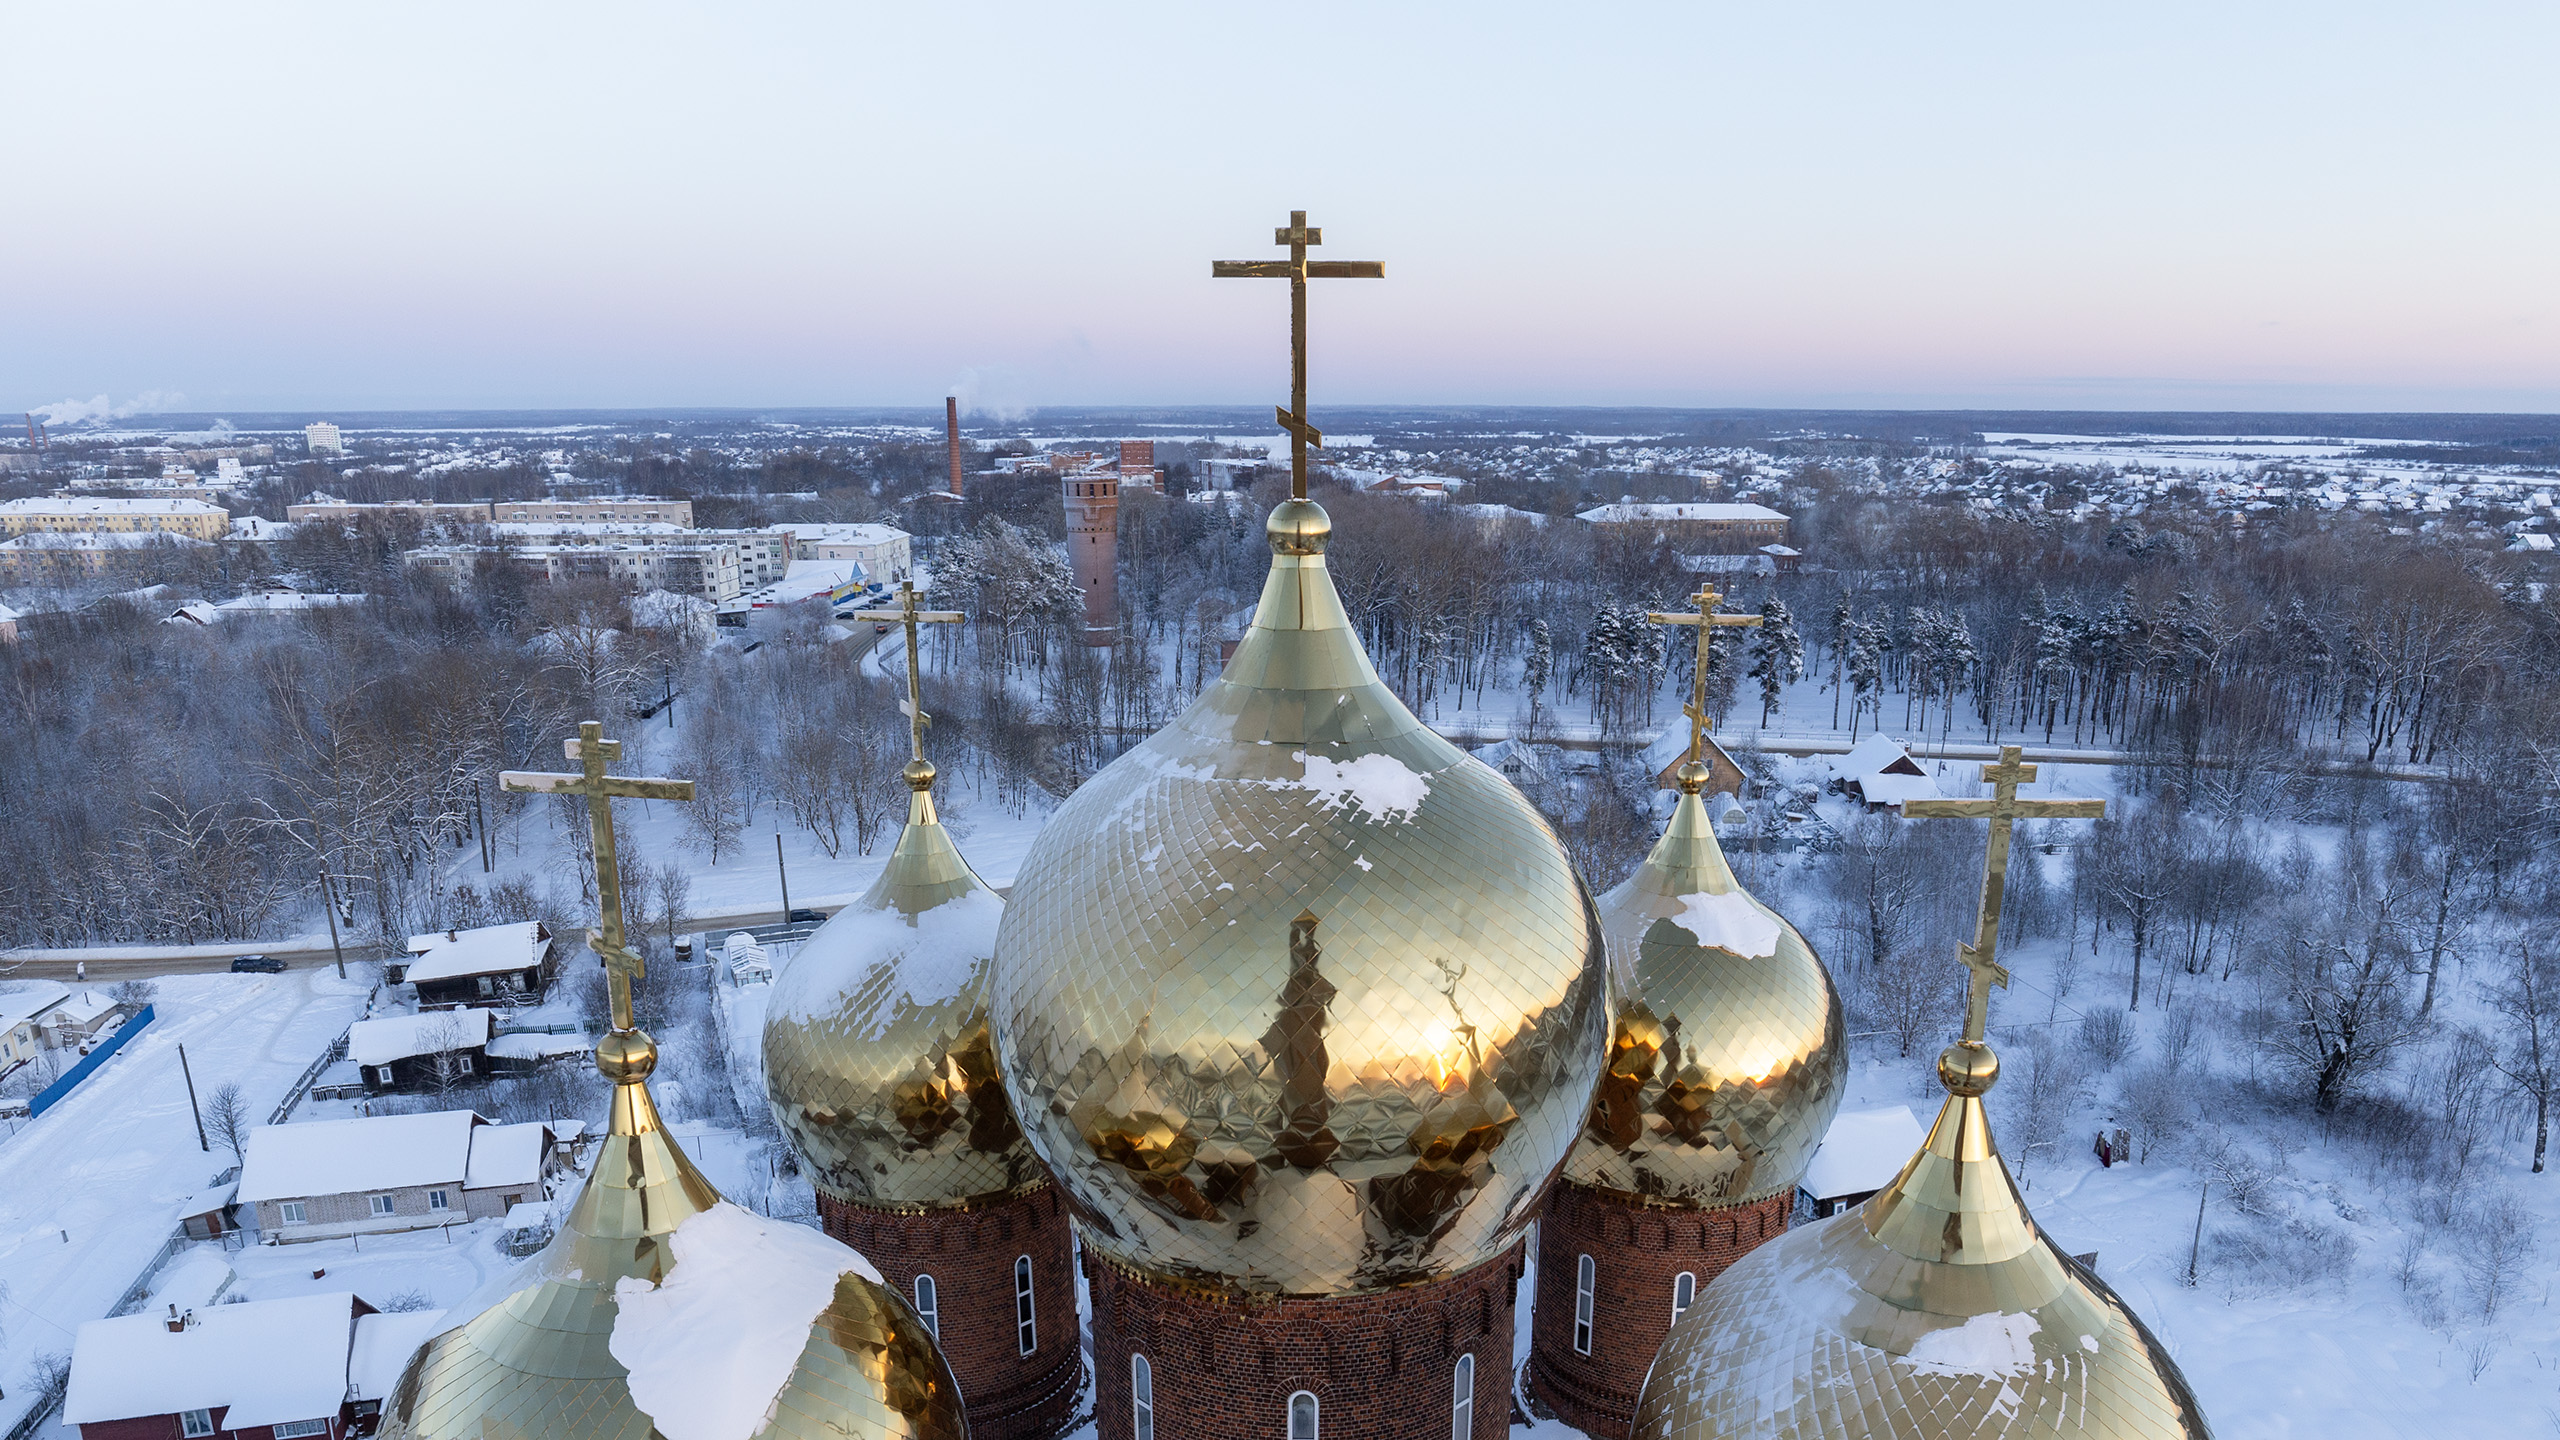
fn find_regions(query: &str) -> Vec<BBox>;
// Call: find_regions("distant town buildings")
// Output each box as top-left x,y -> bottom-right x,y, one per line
285,499 -> 496,525
771,521 -> 910,582
304,421 -> 344,456
492,497 -> 693,526
0,495 -> 231,540
0,532 -> 217,582
405,540 -> 747,602
1574,500 -> 1790,549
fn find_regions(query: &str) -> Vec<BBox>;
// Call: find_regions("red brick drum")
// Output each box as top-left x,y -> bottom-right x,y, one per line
819,1184 -> 1084,1440
1084,1244 -> 1524,1440
1526,1186 -> 1795,1437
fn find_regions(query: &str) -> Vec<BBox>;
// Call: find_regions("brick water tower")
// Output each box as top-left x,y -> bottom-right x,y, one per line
1063,461 -> 1119,643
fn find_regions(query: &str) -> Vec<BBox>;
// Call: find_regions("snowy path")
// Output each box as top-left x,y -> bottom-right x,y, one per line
0,969 -> 370,1425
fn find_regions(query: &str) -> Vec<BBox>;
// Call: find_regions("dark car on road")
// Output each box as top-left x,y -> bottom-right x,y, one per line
229,954 -> 286,973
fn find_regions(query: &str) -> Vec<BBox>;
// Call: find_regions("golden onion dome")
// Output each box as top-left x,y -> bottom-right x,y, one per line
1629,1042 -> 2212,1440
764,757 -> 1043,1210
1564,759 -> 1845,1206
380,1035 -> 967,1440
990,498 -> 1610,1298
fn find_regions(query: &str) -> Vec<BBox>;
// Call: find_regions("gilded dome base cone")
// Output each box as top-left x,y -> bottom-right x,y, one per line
766,778 -> 1042,1211
991,499 -> 1609,1298
1630,1048 -> 2212,1440
1565,783 -> 1846,1209
380,1064 -> 969,1440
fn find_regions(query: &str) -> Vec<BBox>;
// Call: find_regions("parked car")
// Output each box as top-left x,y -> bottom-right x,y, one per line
229,954 -> 286,973
786,909 -> 823,924
873,623 -> 892,635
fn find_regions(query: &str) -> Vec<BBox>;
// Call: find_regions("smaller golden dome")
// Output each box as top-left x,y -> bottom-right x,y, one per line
764,779 -> 1042,1210
1563,783 -> 1844,1207
1630,1044 -> 2212,1440
379,1076 -> 965,1440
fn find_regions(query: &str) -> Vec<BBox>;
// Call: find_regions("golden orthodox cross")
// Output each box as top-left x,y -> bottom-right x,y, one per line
844,579 -> 966,763
1212,210 -> 1384,499
499,721 -> 695,1033
1901,746 -> 2105,1044
1647,581 -> 1762,767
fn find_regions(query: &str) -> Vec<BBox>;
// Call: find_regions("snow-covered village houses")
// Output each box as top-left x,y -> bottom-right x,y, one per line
383,920 -> 554,1009
63,1291 -> 443,1440
1828,733 -> 1942,810
0,985 -> 134,1073
344,1008 -> 492,1094
235,1110 -> 560,1240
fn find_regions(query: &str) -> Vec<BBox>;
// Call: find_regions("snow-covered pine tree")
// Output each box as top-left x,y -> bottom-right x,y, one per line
1749,596 -> 1805,728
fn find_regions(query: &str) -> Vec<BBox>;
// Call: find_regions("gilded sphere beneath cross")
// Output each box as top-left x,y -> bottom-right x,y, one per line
594,1028 -> 657,1084
1938,1041 -> 1999,1096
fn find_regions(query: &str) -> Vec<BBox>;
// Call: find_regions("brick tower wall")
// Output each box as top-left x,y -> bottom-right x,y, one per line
818,1184 -> 1084,1440
1084,1244 -> 1523,1440
1525,1184 -> 1794,1438
945,397 -> 965,497
1063,471 -> 1119,642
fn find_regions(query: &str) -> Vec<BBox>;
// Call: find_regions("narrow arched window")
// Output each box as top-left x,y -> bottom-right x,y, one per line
1573,1254 -> 1596,1355
1451,1354 -> 1475,1439
1014,1254 -> 1037,1356
1287,1391 -> 1318,1440
1671,1271 -> 1696,1324
1132,1354 -> 1155,1440
913,1274 -> 938,1339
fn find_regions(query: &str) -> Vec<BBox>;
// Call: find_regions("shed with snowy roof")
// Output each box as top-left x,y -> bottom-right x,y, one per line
345,1007 -> 492,1093
1828,733 -> 1940,810
1796,1103 -> 1928,1217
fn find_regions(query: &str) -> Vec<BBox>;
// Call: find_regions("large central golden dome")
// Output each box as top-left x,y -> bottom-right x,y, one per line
990,499 -> 1609,1298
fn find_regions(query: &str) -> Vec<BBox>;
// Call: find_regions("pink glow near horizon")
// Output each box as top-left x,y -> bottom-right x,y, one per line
5,3 -> 2555,415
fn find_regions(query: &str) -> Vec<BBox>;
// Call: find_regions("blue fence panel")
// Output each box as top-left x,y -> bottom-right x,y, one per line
30,1004 -> 154,1117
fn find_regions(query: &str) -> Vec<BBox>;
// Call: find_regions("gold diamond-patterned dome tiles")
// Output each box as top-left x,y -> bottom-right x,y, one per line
765,773 -> 1045,1211
378,1060 -> 967,1440
1565,776 -> 1845,1207
1629,1058 -> 2212,1440
990,499 -> 1611,1298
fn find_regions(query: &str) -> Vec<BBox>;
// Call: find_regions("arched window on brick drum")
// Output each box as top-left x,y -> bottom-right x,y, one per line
1573,1254 -> 1596,1355
1451,1354 -> 1474,1439
1132,1354 -> 1155,1440
1287,1390 -> 1318,1440
1671,1271 -> 1697,1324
913,1274 -> 938,1339
1014,1254 -> 1037,1356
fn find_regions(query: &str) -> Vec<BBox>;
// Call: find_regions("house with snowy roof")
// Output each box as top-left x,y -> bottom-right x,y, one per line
346,1008 -> 493,1093
1827,734 -> 1940,810
1,983 -> 70,1072
63,1291 -> 442,1440
236,1110 -> 562,1240
1797,1104 -> 1927,1218
1638,727 -> 1746,800
387,919 -> 555,1008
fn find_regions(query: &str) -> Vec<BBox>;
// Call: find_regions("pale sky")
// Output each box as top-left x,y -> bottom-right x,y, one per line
7,2 -> 2556,417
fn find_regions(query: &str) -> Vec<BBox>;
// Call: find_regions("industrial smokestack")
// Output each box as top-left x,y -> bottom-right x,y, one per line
945,397 -> 964,498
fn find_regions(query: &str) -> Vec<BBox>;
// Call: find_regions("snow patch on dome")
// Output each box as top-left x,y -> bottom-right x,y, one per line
1279,751 -> 1431,823
611,1202 -> 884,1440
770,887 -> 1003,1040
1669,889 -> 1781,958
1900,1310 -> 2042,1380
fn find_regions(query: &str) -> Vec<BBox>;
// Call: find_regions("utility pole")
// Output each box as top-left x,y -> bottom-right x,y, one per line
2185,1182 -> 2209,1286
775,833 -> 792,920
178,1044 -> 208,1152
474,780 -> 492,873
318,870 -> 347,979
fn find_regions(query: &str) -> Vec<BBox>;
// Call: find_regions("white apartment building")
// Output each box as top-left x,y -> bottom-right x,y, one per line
0,495 -> 230,539
407,541 -> 744,602
305,422 -> 344,456
492,497 -> 693,527
773,522 -> 910,583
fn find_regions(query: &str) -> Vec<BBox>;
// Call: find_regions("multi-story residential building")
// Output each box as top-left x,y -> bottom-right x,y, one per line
406,540 -> 744,602
492,497 -> 693,527
1572,500 -> 1791,549
285,499 -> 495,525
0,495 -> 230,539
489,523 -> 792,586
772,521 -> 909,583
304,421 -> 344,456
0,532 -> 216,581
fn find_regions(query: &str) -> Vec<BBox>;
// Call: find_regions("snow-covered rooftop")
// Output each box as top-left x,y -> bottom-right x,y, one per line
64,1292 -> 365,1427
771,521 -> 909,545
0,983 -> 71,1032
0,495 -> 227,515
349,1309 -> 444,1403
238,1109 -> 482,1202
1800,1103 -> 1927,1202
1574,502 -> 1789,524
402,920 -> 547,984
463,1121 -> 551,1191
347,1008 -> 493,1067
